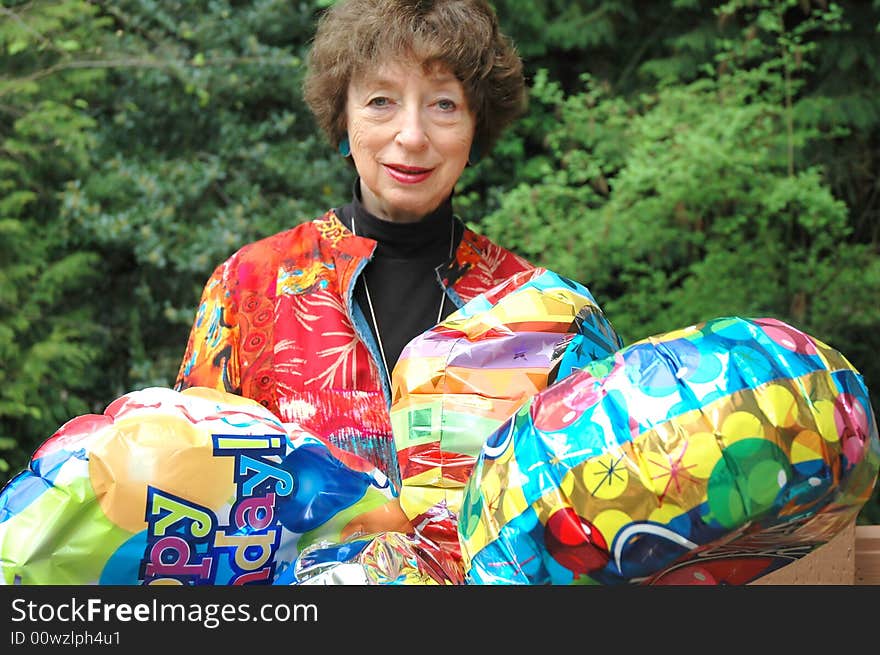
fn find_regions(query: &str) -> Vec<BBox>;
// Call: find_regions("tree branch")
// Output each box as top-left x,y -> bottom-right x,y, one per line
0,55 -> 299,99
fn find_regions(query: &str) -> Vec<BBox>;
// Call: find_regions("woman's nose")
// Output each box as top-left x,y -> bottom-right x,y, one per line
394,106 -> 429,149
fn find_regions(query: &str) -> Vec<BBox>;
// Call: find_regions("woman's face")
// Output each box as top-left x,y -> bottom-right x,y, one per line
346,60 -> 475,223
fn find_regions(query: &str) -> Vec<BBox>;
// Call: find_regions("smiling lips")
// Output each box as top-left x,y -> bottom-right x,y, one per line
384,163 -> 433,184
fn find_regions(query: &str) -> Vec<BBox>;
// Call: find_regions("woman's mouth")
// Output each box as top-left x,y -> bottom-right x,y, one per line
384,164 -> 433,184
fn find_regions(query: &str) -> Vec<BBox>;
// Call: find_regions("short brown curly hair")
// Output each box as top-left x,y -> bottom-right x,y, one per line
303,0 -> 526,156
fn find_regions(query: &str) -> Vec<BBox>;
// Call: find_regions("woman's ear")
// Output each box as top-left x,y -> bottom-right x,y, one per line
467,140 -> 481,166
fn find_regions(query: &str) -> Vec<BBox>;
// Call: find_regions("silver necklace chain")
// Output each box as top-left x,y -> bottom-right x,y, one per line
351,215 -> 455,382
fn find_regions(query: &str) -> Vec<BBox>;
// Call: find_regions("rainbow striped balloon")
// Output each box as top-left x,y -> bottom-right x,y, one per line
391,267 -> 622,553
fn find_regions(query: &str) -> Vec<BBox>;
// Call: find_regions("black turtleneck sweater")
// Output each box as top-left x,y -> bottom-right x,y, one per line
335,182 -> 463,377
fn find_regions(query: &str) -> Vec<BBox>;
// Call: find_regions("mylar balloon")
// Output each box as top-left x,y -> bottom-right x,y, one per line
460,317 -> 880,585
391,267 -> 622,555
277,530 -> 464,585
0,386 -> 409,585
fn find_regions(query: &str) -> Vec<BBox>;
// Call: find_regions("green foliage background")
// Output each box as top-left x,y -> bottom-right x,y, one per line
1,0 -> 879,523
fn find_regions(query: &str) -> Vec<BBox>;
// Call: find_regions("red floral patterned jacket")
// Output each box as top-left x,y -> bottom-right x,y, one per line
174,210 -> 533,488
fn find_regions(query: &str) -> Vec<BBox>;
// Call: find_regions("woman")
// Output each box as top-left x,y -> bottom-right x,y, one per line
174,0 -> 534,490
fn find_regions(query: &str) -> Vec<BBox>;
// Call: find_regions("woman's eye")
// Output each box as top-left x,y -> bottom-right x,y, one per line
437,99 -> 456,111
367,96 -> 390,108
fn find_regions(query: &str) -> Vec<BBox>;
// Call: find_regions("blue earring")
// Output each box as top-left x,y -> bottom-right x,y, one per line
338,136 -> 351,157
467,142 -> 480,166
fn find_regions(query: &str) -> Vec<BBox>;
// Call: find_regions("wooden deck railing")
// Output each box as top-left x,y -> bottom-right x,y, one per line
750,524 -> 880,585
855,525 -> 880,584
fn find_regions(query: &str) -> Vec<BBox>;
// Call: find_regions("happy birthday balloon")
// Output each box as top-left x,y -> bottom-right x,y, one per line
459,317 -> 880,585
0,386 -> 409,585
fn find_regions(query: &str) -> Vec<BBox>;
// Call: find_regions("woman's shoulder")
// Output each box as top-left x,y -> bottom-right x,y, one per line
220,210 -> 338,266
459,224 -> 533,271
445,223 -> 535,302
